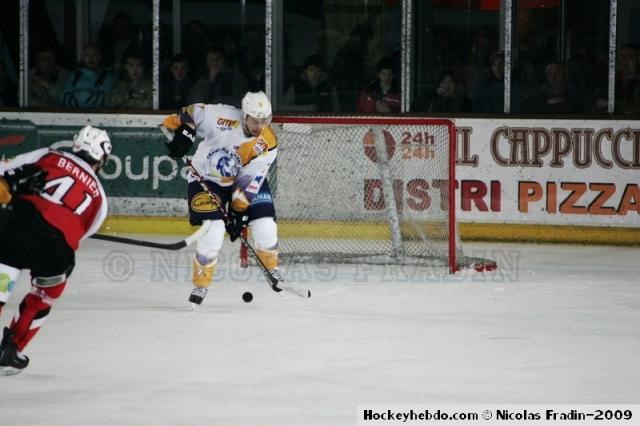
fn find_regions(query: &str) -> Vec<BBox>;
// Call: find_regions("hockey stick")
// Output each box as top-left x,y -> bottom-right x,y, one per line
90,222 -> 210,250
160,125 -> 310,298
186,159 -> 310,298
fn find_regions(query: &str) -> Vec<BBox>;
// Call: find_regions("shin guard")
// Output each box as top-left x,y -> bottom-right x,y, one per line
10,281 -> 66,351
251,217 -> 279,271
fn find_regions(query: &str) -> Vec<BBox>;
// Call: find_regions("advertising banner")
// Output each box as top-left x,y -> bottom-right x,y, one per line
455,119 -> 639,227
0,114 -> 637,229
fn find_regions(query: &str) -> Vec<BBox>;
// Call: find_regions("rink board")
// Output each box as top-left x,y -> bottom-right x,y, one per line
100,215 -> 640,246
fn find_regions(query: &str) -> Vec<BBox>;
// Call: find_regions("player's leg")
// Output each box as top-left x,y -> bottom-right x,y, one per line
190,220 -> 225,304
0,224 -> 74,374
187,180 -> 230,305
243,180 -> 280,276
250,217 -> 279,276
10,261 -> 72,349
0,276 -> 67,375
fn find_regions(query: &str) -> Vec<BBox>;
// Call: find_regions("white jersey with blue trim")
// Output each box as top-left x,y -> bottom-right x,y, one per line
183,103 -> 277,195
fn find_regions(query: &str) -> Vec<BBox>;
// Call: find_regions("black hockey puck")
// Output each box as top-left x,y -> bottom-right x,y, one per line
242,291 -> 253,303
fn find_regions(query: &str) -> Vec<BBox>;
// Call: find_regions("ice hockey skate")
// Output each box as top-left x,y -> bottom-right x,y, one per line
0,327 -> 29,376
188,287 -> 208,307
190,257 -> 215,307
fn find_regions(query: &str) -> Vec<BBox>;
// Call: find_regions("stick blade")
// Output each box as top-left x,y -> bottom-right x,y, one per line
90,233 -> 187,250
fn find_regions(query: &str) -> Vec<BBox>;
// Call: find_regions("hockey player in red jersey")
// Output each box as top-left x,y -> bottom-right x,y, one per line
0,125 -> 111,375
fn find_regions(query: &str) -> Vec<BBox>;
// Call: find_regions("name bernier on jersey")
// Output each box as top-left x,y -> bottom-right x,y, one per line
56,156 -> 100,197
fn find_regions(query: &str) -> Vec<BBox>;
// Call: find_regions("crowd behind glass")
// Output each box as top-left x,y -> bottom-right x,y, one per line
0,0 -> 638,115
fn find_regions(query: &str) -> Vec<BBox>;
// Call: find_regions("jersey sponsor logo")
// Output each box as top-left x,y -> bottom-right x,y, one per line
255,138 -> 268,155
191,192 -> 221,213
216,117 -> 240,130
245,175 -> 264,194
250,191 -> 273,205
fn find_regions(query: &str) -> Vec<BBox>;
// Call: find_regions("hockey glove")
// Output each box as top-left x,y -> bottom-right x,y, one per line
166,123 -> 196,159
3,164 -> 47,195
225,209 -> 249,242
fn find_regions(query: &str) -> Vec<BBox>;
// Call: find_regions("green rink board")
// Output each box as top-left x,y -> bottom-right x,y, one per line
2,120 -> 186,198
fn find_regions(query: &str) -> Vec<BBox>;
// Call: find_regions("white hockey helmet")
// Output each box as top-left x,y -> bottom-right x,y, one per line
241,91 -> 272,122
72,125 -> 112,168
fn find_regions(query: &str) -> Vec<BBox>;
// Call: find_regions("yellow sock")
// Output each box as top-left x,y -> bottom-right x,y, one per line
192,258 -> 217,288
256,248 -> 278,271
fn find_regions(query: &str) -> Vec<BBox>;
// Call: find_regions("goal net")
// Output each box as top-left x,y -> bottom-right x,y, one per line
267,116 -> 474,272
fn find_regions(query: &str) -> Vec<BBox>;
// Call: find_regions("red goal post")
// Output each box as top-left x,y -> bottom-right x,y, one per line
241,115 -> 495,273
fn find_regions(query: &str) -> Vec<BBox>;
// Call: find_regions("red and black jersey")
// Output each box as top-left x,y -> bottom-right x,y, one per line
1,148 -> 108,250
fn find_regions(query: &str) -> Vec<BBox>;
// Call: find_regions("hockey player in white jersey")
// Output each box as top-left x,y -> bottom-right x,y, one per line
162,91 -> 279,305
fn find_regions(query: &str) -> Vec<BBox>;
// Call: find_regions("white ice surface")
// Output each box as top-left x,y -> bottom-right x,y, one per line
0,239 -> 639,425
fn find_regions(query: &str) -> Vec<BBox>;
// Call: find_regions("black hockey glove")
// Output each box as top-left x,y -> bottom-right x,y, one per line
225,209 -> 249,242
3,164 -> 47,195
166,123 -> 196,159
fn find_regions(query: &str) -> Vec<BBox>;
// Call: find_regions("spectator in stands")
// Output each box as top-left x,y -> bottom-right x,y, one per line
528,62 -> 578,114
106,50 -> 152,109
427,70 -> 471,113
187,46 -> 249,107
469,51 -> 504,113
333,24 -> 374,112
356,57 -> 400,113
281,54 -> 339,112
160,54 -> 194,110
98,12 -> 143,73
61,43 -> 116,108
29,47 -> 68,107
594,43 -> 640,114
